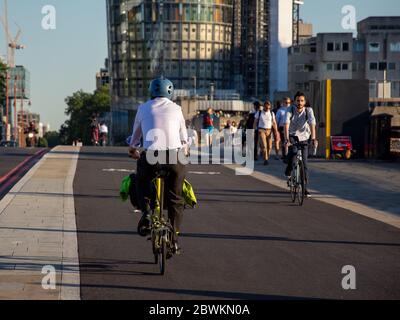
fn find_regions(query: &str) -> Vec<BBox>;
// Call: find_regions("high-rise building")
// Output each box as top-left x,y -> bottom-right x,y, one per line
106,0 -> 294,142
107,0 -> 236,140
96,58 -> 110,90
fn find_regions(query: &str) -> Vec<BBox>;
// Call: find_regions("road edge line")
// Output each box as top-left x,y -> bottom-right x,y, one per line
0,149 -> 47,184
224,164 -> 400,230
60,146 -> 81,300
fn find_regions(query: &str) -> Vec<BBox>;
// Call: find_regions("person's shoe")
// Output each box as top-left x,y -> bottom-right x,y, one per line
137,214 -> 151,237
264,160 -> 269,166
173,241 -> 181,255
305,190 -> 311,198
275,155 -> 280,160
167,241 -> 181,259
285,168 -> 291,177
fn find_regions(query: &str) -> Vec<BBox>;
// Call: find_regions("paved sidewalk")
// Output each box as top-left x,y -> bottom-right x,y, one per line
0,146 -> 80,300
228,156 -> 400,229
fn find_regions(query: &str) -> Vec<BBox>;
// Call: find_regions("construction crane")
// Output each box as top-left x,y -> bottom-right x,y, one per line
0,0 -> 25,68
293,0 -> 304,46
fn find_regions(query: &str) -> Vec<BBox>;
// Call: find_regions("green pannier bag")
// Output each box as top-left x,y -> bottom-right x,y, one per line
120,176 -> 197,208
183,179 -> 197,208
119,175 -> 131,202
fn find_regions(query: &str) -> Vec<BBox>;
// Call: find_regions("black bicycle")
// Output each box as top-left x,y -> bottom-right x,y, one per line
288,141 -> 307,206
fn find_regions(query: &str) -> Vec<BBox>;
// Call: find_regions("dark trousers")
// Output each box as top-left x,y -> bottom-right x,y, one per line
136,151 -> 187,239
278,127 -> 286,157
285,136 -> 309,184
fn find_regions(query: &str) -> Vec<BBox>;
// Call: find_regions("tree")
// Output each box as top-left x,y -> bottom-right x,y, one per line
61,85 -> 110,145
44,131 -> 60,147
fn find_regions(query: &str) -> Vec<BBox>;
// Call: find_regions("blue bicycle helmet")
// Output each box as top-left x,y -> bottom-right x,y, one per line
149,78 -> 174,100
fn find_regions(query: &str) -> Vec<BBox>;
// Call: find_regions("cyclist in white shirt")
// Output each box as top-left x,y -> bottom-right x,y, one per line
284,92 -> 317,198
99,123 -> 108,146
128,78 -> 188,253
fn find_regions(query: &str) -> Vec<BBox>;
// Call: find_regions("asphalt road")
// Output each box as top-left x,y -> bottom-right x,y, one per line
0,148 -> 42,177
0,148 -> 46,199
74,147 -> 400,300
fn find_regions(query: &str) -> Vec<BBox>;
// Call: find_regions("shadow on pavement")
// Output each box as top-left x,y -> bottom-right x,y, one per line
61,283 -> 320,300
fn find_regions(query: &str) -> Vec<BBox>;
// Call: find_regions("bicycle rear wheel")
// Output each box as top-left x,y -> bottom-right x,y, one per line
153,233 -> 159,264
159,235 -> 167,275
297,160 -> 305,206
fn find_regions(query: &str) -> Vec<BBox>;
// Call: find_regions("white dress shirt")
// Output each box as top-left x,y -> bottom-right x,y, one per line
129,97 -> 188,150
255,110 -> 276,130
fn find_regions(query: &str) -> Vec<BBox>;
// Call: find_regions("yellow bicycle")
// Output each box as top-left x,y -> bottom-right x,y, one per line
150,170 -> 175,275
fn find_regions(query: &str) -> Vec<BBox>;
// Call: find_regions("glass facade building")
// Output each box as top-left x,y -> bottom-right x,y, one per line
107,0 -> 235,141
106,0 -> 291,143
107,0 -> 234,99
8,66 -> 30,99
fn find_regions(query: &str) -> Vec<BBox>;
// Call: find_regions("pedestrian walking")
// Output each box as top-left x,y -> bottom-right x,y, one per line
254,101 -> 278,166
203,108 -> 216,147
276,97 -> 292,159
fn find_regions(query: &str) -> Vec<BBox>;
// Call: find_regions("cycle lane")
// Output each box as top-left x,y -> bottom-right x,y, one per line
73,147 -> 400,300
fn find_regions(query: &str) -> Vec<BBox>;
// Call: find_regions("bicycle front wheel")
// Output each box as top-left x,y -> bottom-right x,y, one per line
290,170 -> 297,203
297,161 -> 305,206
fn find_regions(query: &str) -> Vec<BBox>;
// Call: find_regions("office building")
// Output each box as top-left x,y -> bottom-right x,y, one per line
288,16 -> 400,101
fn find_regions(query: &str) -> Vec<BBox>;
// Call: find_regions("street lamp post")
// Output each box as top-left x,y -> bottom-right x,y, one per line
5,71 -> 9,140
13,75 -> 17,142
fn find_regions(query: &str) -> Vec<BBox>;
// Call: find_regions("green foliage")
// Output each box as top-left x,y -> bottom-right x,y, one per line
37,137 -> 49,148
60,85 -> 110,145
44,131 -> 60,147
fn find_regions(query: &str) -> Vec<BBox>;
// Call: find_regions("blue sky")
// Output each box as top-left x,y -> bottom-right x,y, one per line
302,0 -> 400,34
0,1 -> 399,130
0,0 -> 108,130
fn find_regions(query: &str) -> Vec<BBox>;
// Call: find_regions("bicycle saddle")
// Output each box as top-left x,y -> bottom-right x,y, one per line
155,169 -> 169,178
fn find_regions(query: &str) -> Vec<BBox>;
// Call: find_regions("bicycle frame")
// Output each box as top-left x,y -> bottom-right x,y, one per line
289,142 -> 306,206
151,176 -> 174,275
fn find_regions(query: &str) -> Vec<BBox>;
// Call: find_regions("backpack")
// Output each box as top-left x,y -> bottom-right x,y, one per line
290,106 -> 311,122
203,114 -> 213,127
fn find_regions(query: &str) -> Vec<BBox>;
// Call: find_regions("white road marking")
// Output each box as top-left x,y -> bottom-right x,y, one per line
188,171 -> 221,175
102,168 -> 134,173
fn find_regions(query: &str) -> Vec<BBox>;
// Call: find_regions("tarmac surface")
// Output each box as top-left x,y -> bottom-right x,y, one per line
0,148 -> 42,177
73,147 -> 400,300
